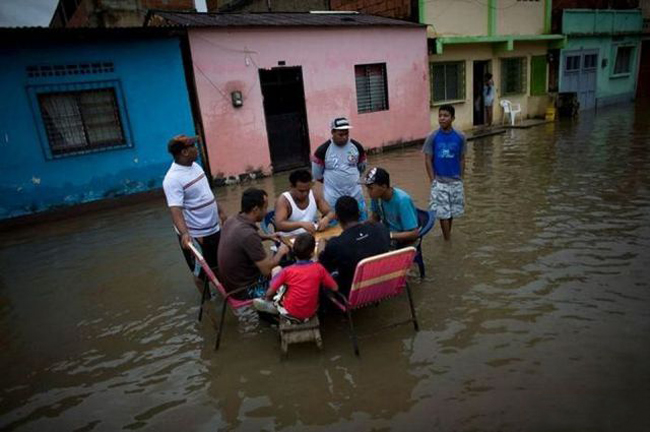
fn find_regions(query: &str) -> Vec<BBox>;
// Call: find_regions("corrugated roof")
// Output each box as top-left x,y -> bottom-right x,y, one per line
0,26 -> 182,43
147,11 -> 423,28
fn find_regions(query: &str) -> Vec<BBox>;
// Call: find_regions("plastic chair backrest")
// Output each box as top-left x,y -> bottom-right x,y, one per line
500,99 -> 511,112
187,243 -> 253,309
348,247 -> 417,308
417,208 -> 436,239
261,210 -> 276,235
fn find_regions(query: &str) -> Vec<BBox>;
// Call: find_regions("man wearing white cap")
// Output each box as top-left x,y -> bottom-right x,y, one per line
311,117 -> 367,220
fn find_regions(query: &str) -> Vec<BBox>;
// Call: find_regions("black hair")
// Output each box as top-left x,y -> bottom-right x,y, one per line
335,196 -> 360,224
241,188 -> 267,213
485,72 -> 493,80
293,233 -> 316,260
289,169 -> 312,186
439,104 -> 455,117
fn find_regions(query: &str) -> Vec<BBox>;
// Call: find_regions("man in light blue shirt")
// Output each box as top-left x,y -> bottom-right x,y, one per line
364,167 -> 419,246
311,117 -> 367,220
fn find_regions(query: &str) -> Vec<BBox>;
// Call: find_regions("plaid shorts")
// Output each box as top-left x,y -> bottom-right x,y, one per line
429,180 -> 464,220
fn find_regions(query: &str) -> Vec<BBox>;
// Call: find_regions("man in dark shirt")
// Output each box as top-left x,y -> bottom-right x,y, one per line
318,196 -> 391,297
218,188 -> 290,299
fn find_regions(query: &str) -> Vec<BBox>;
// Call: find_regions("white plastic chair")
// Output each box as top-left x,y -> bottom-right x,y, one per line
500,99 -> 521,126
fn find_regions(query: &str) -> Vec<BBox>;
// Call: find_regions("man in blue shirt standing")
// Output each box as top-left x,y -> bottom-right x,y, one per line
364,167 -> 419,247
423,104 -> 466,241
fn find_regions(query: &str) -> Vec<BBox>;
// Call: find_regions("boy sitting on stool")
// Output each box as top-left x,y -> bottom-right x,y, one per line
254,233 -> 338,321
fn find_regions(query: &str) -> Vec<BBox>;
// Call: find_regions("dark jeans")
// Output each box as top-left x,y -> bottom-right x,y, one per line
179,231 -> 221,281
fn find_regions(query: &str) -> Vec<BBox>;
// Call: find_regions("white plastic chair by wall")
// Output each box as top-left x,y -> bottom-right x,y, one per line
500,99 -> 521,126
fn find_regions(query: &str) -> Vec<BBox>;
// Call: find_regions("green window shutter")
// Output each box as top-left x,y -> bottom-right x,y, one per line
530,55 -> 547,96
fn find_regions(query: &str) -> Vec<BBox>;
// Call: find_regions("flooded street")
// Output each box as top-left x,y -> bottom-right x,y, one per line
1,103 -> 650,431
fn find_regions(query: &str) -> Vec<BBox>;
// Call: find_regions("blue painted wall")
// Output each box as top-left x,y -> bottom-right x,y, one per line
0,35 -> 196,220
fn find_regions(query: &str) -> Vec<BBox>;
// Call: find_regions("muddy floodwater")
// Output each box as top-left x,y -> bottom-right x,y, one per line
1,104 -> 650,431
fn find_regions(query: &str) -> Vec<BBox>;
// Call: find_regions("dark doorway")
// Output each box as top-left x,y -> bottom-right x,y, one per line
259,67 -> 310,172
473,60 -> 490,126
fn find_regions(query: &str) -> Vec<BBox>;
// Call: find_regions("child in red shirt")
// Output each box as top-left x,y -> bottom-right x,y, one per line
254,233 -> 337,320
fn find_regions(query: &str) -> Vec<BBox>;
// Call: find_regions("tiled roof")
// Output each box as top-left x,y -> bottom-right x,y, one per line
147,11 -> 423,28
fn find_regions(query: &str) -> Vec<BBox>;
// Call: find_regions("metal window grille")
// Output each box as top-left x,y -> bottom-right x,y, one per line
26,62 -> 114,78
429,61 -> 465,104
38,88 -> 126,156
614,46 -> 633,74
584,54 -> 598,70
501,57 -> 527,95
565,55 -> 581,72
355,63 -> 389,114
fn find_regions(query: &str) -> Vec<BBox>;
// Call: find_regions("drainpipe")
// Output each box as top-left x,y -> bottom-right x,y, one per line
418,0 -> 425,24
488,0 -> 496,36
544,0 -> 552,34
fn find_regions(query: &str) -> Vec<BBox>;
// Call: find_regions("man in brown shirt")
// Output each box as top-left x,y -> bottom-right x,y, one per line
218,188 -> 290,299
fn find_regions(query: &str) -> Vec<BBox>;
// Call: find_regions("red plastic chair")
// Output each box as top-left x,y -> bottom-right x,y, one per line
327,247 -> 419,356
188,243 -> 254,350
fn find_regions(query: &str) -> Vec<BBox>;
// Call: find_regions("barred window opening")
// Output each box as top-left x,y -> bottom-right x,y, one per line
355,63 -> 389,114
38,88 -> 126,156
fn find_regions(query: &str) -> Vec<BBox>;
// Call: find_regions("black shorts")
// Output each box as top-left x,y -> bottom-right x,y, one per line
179,231 -> 221,281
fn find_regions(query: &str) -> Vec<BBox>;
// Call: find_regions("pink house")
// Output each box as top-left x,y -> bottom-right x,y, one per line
148,12 -> 430,181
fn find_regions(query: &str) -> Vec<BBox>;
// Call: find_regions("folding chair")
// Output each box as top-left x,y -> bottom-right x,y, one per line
327,247 -> 419,356
261,210 -> 276,235
415,208 -> 436,278
188,243 -> 255,350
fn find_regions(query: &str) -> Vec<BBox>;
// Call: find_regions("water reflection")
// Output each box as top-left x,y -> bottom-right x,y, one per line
1,103 -> 650,431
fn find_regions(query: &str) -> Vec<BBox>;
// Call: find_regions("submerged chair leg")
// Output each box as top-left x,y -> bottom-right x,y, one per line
405,282 -> 419,331
415,247 -> 425,278
346,309 -> 360,357
215,298 -> 228,350
198,278 -> 210,322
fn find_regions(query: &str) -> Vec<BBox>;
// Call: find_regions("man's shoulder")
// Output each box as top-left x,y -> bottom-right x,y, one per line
452,129 -> 466,141
314,141 -> 331,157
350,139 -> 364,152
393,187 -> 414,202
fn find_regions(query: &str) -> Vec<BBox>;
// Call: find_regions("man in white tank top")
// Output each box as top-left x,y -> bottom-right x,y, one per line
274,169 -> 335,237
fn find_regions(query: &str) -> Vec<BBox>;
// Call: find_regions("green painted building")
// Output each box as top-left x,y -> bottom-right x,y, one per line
559,9 -> 643,110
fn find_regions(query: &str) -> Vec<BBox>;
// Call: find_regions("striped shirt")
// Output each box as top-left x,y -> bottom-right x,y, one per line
163,162 -> 220,238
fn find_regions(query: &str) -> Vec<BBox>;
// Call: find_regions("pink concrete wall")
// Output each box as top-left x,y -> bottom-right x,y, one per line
188,26 -> 430,178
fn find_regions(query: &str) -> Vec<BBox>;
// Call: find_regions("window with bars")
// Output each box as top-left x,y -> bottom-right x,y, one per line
613,46 -> 634,75
354,63 -> 389,114
565,55 -> 581,72
429,61 -> 465,104
37,88 -> 127,156
583,54 -> 598,70
501,57 -> 527,95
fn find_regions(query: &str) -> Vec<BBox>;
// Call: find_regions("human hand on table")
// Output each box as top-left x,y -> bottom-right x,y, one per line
277,243 -> 291,257
316,218 -> 329,232
300,221 -> 317,234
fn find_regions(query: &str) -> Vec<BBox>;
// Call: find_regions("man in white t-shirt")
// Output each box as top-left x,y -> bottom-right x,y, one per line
163,135 -> 227,280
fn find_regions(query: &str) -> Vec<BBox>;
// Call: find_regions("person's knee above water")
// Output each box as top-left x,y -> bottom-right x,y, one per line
254,232 -> 338,320
274,169 -> 335,237
311,116 -> 368,220
422,104 -> 466,241
162,134 -> 227,281
363,167 -> 419,247
218,188 -> 290,300
318,196 -> 391,297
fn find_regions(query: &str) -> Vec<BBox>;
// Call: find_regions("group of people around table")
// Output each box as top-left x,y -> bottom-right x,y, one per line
163,105 -> 466,322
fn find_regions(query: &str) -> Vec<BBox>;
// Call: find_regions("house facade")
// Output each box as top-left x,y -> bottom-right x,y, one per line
558,9 -> 643,109
424,0 -> 564,130
148,12 -> 431,180
0,28 -> 196,221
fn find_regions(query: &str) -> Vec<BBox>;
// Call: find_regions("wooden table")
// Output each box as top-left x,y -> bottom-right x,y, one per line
314,224 -> 342,242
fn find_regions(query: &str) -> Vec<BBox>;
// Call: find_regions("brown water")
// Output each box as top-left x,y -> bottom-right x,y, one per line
1,103 -> 650,432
